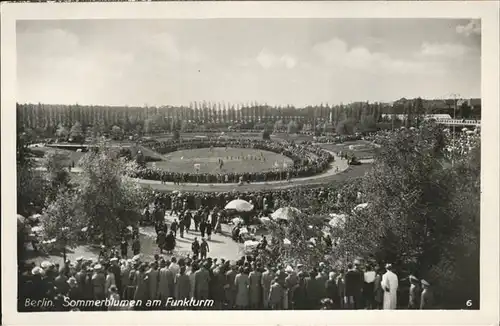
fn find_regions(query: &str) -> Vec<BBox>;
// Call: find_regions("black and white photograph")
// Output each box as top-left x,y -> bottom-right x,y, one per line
2,2 -> 499,326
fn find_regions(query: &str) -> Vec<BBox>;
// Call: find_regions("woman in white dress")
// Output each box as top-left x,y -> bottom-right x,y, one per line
381,264 -> 398,309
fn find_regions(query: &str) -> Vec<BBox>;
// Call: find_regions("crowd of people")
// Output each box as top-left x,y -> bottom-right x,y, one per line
312,134 -> 364,144
143,186 -> 337,214
21,125 -> 472,312
19,244 -> 435,311
443,128 -> 480,158
135,138 -> 333,184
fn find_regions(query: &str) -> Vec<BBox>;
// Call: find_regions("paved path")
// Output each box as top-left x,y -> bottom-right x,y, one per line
26,213 -> 243,266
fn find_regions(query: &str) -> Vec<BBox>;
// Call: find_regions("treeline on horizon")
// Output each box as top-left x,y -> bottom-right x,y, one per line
16,97 -> 477,139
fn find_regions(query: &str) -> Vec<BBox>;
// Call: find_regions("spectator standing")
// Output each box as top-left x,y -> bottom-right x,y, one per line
200,238 -> 209,260
234,267 -> 250,309
381,264 -> 398,310
408,275 -> 420,309
191,238 -> 200,260
420,280 -> 433,309
169,257 -> 180,276
132,237 -> 141,256
165,231 -> 176,254
194,262 -> 210,300
373,266 -> 384,309
326,271 -> 340,309
175,266 -> 191,301
363,265 -> 376,309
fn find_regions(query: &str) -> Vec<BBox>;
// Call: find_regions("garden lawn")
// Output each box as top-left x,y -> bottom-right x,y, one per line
148,147 -> 293,174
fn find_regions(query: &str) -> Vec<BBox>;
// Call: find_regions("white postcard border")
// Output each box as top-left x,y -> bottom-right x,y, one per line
1,1 -> 499,325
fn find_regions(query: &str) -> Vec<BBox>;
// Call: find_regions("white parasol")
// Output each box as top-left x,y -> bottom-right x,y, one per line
271,207 -> 301,221
232,217 -> 244,225
328,213 -> 347,228
29,214 -> 42,222
132,254 -> 143,261
225,199 -> 254,212
259,216 -> 272,225
244,240 -> 260,252
31,225 -> 44,233
283,238 -> 292,247
353,203 -> 369,212
17,214 -> 27,225
41,238 -> 56,245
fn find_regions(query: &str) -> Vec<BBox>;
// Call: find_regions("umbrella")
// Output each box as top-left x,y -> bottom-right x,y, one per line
462,128 -> 468,132
17,214 -> 27,225
40,261 -> 53,269
353,203 -> 369,212
132,254 -> 143,261
172,190 -> 180,194
259,216 -> 272,224
225,199 -> 254,212
283,238 -> 292,247
239,227 -> 249,235
41,238 -> 56,244
231,217 -> 244,225
81,226 -> 89,232
31,225 -> 44,233
244,240 -> 260,252
29,214 -> 42,222
328,213 -> 347,228
271,207 -> 301,221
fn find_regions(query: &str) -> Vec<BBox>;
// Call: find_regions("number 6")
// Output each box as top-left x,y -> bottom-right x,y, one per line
466,300 -> 472,307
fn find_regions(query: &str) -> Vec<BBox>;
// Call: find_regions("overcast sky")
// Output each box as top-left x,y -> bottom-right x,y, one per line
17,19 -> 481,107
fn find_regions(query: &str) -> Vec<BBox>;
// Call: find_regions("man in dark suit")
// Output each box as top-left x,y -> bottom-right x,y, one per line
194,262 -> 211,301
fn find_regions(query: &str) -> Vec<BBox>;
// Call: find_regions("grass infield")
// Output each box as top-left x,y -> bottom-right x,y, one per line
147,147 -> 293,174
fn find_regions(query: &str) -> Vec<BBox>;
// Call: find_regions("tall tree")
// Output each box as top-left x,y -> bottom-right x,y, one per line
43,150 -> 71,202
56,123 -> 69,141
110,125 -> 124,140
287,120 -> 299,134
17,128 -> 46,216
70,121 -> 84,143
77,144 -> 149,246
40,189 -> 86,262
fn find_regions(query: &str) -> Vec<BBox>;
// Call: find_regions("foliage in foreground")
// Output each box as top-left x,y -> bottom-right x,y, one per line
268,123 -> 480,308
36,144 -> 152,250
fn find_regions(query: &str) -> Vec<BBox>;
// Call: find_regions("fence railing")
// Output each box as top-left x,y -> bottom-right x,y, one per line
436,119 -> 480,126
